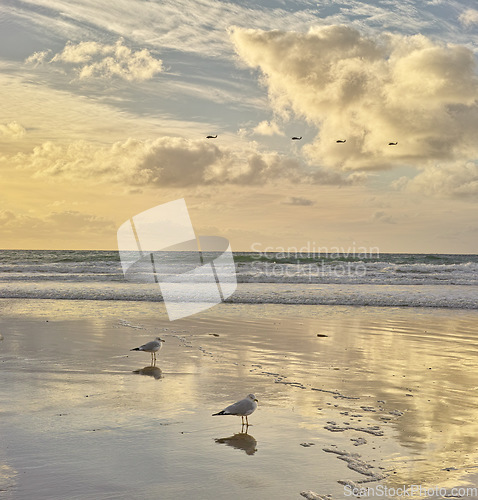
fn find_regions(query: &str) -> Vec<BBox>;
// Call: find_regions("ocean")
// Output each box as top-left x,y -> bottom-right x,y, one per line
0,250 -> 476,309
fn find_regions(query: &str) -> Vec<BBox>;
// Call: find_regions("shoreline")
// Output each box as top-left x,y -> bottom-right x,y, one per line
0,281 -> 476,310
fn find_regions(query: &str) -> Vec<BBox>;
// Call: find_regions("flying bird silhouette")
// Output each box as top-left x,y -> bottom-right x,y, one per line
388,142 -> 398,145
206,135 -> 217,139
213,394 -> 258,426
291,136 -> 302,140
336,139 -> 346,143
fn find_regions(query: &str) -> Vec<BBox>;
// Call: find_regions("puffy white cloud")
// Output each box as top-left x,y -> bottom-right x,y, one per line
395,162 -> 478,198
50,41 -> 105,64
459,9 -> 478,27
24,50 -> 51,66
230,25 -> 478,174
0,121 -> 26,139
26,39 -> 163,81
253,120 -> 284,136
11,136 -> 358,187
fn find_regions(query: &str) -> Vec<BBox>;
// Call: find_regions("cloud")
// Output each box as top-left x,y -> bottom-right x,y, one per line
0,121 -> 26,139
0,209 -> 115,236
282,196 -> 314,206
230,25 -> 478,173
26,39 -> 163,81
10,0 -> 475,64
24,50 -> 51,66
395,162 -> 478,198
372,210 -> 396,224
9,0 -> 324,59
11,136 -> 357,187
253,120 -> 284,136
459,9 -> 478,27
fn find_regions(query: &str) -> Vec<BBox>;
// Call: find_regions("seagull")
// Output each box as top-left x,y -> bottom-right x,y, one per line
336,139 -> 346,143
130,337 -> 165,365
212,394 -> 258,426
388,142 -> 398,145
206,135 -> 217,139
291,136 -> 302,140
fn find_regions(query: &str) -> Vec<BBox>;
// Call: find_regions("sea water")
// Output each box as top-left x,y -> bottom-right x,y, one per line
0,250 -> 476,309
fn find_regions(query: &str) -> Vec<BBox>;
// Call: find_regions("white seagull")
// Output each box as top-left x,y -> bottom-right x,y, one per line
130,337 -> 165,365
212,394 -> 258,426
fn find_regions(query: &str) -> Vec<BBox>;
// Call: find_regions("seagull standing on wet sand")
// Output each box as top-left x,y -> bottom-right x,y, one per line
130,337 -> 165,365
213,394 -> 258,426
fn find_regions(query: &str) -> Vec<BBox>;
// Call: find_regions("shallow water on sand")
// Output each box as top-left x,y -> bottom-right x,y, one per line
1,299 -> 478,499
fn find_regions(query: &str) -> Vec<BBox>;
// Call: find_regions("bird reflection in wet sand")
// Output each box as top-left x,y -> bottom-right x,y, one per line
215,432 -> 257,455
132,366 -> 162,379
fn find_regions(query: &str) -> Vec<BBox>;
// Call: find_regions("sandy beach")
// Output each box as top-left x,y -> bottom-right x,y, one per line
1,298 -> 478,499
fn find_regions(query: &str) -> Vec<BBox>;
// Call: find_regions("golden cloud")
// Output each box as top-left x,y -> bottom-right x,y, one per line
0,209 -> 115,236
11,136 -> 360,187
230,25 -> 478,172
0,121 -> 26,139
394,161 -> 478,198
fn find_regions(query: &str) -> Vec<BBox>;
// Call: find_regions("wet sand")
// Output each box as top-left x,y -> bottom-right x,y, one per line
1,299 -> 478,499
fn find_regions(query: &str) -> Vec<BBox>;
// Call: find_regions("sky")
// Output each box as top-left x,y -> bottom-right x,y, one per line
1,0 -> 478,253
